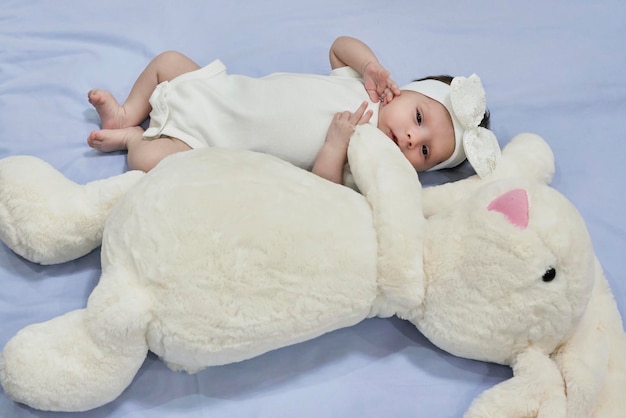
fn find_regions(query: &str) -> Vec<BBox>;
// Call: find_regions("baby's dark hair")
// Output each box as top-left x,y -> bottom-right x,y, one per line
414,75 -> 491,129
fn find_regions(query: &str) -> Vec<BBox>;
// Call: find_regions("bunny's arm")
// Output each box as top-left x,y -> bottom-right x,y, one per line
347,124 -> 425,316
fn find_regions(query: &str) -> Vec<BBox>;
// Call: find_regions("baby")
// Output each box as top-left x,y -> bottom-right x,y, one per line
88,36 -> 492,184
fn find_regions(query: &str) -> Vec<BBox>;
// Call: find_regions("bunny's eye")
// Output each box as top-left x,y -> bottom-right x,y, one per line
542,267 -> 556,282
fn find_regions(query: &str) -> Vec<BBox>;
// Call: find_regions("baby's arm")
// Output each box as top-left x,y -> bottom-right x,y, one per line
312,101 -> 372,184
329,36 -> 400,104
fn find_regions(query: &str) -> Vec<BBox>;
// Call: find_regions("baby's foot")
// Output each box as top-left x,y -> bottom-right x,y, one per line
88,89 -> 127,129
87,126 -> 144,153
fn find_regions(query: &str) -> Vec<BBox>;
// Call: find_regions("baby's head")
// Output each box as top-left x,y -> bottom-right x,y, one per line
377,74 -> 493,174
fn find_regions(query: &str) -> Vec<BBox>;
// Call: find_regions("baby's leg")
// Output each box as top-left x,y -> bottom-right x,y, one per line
89,126 -> 191,172
126,135 -> 192,172
88,126 -> 144,152
88,51 -> 201,130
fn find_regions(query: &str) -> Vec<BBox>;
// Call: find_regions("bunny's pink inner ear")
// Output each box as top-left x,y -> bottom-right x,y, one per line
487,188 -> 529,229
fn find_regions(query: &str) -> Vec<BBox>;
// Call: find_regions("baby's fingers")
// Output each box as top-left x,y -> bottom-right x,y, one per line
358,109 -> 373,125
380,80 -> 401,104
388,78 -> 401,96
349,101 -> 369,124
366,89 -> 380,103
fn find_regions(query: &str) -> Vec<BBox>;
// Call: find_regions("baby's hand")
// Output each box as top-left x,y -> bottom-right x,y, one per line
362,61 -> 401,104
325,102 -> 373,150
313,102 -> 372,184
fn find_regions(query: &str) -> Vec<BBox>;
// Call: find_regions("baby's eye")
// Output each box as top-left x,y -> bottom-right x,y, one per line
422,145 -> 428,157
416,111 -> 422,125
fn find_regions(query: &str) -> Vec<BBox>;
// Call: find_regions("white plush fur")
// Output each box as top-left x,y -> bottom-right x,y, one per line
0,156 -> 144,264
0,124 -> 624,416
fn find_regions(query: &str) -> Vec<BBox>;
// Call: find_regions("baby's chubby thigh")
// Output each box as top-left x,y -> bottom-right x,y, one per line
126,134 -> 192,172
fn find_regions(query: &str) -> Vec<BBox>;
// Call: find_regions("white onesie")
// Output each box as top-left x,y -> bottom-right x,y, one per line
144,59 -> 379,170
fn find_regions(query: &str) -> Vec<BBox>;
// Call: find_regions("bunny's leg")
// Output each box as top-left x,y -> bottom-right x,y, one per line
0,155 -> 144,264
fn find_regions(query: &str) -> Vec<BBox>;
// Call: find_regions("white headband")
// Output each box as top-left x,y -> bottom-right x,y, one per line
400,74 -> 500,178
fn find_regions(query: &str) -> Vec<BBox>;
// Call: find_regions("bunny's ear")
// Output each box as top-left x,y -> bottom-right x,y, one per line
487,188 -> 529,229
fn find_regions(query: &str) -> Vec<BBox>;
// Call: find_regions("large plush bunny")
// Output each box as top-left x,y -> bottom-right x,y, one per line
0,125 -> 624,417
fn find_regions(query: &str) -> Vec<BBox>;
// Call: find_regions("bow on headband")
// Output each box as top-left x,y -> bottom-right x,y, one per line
449,74 -> 500,178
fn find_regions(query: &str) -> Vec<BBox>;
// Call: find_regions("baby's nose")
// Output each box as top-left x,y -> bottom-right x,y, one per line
406,129 -> 420,149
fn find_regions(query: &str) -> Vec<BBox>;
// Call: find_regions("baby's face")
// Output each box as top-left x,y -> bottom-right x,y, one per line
377,90 -> 455,171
